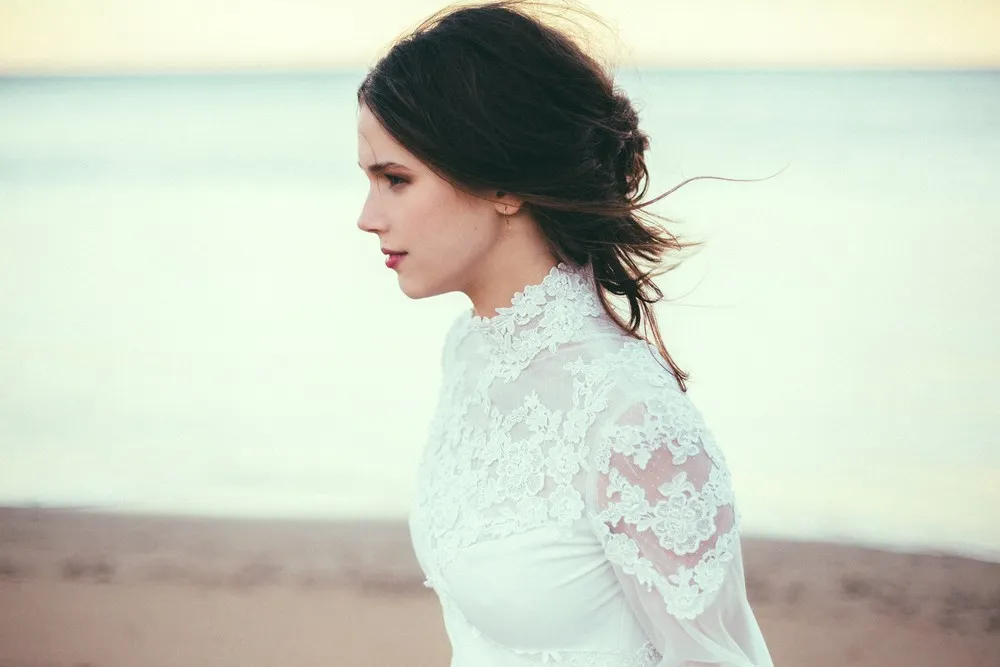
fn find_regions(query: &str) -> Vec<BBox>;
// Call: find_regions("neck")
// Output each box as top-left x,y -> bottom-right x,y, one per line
464,249 -> 560,319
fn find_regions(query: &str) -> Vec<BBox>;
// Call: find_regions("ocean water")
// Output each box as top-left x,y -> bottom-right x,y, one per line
1,70 -> 998,559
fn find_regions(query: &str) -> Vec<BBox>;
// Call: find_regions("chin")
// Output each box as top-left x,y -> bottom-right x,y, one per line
397,274 -> 440,300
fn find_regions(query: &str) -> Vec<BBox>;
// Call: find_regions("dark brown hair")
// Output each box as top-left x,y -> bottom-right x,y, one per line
358,1 -> 737,392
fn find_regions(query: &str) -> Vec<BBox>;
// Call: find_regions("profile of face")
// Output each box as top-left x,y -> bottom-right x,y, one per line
356,103 -> 509,300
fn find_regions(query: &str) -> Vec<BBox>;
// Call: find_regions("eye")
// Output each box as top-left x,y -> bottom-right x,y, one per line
384,173 -> 408,187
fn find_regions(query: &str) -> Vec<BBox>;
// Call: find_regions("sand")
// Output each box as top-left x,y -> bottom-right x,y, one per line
1,507 -> 998,666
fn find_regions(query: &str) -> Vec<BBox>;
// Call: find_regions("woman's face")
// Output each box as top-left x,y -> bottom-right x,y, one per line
356,103 -> 504,300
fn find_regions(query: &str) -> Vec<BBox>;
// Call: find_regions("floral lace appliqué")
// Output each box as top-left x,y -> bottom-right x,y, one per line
469,262 -> 604,384
590,375 -> 740,620
410,261 -> 762,664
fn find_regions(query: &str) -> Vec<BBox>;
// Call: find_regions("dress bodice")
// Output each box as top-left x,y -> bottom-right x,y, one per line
408,262 -> 773,667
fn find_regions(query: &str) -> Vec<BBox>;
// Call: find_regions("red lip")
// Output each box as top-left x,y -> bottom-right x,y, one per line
385,252 -> 406,270
381,248 -> 406,255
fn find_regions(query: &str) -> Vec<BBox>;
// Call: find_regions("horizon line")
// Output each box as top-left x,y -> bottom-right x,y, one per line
3,64 -> 998,79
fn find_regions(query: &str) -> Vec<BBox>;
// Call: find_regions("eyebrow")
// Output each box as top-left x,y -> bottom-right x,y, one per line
358,160 -> 412,175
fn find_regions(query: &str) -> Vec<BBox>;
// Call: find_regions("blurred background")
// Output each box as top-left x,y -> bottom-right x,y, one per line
3,0 -> 998,555
0,0 -> 1000,556
1,2 -> 999,665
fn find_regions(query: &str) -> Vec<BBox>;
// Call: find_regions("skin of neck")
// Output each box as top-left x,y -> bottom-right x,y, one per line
463,211 -> 560,319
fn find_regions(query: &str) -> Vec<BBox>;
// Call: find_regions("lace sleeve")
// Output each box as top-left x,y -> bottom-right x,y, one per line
587,392 -> 773,667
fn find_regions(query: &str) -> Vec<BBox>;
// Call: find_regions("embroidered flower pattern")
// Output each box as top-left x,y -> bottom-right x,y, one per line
412,264 -> 615,576
408,261 -> 747,663
589,372 -> 740,619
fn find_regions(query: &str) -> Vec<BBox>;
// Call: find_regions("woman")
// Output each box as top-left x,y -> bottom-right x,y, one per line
355,2 -> 773,665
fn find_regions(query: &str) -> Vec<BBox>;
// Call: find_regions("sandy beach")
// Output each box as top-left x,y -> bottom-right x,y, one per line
0,507 -> 998,667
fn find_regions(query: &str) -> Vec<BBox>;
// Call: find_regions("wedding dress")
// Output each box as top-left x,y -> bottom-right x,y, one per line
408,261 -> 773,667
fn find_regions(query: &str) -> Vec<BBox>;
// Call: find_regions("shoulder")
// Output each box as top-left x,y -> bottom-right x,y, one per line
438,310 -> 472,370
443,309 -> 470,347
562,335 -> 689,409
570,339 -> 727,475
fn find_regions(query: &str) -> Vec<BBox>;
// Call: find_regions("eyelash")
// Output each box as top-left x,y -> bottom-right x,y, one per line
384,174 -> 408,187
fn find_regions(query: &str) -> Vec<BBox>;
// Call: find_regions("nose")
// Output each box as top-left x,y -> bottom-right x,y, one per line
356,194 -> 387,235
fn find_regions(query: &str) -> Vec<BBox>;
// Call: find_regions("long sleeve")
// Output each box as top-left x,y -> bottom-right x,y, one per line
587,392 -> 773,667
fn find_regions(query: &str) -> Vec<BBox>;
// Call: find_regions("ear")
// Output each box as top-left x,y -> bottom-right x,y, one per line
493,190 -> 523,217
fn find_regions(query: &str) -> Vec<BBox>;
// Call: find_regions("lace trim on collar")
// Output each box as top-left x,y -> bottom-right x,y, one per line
467,261 -> 597,331
462,262 -> 605,381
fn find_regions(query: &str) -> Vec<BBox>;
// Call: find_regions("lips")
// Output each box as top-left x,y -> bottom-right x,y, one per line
384,252 -> 406,270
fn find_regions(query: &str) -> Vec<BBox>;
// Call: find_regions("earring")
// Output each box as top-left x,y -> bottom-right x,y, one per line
497,191 -> 512,230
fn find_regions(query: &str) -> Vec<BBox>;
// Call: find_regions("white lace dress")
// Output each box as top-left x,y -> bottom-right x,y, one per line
408,261 -> 774,667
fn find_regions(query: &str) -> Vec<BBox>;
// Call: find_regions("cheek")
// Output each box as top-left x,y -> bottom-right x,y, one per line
438,208 -> 497,259
400,187 -> 447,233
411,190 -> 482,245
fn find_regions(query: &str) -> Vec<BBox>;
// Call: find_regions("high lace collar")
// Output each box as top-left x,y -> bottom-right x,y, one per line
463,262 -> 606,379
467,261 -> 593,329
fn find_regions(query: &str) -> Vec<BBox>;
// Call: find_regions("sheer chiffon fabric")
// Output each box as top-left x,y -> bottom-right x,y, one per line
408,262 -> 773,667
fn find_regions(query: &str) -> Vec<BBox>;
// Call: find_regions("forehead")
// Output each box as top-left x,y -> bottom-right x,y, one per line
357,104 -> 409,162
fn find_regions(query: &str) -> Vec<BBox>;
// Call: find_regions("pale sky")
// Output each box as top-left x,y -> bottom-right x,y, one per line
1,0 -> 999,73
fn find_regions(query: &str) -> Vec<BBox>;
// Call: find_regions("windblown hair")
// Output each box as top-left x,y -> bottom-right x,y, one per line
358,0 -> 722,392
